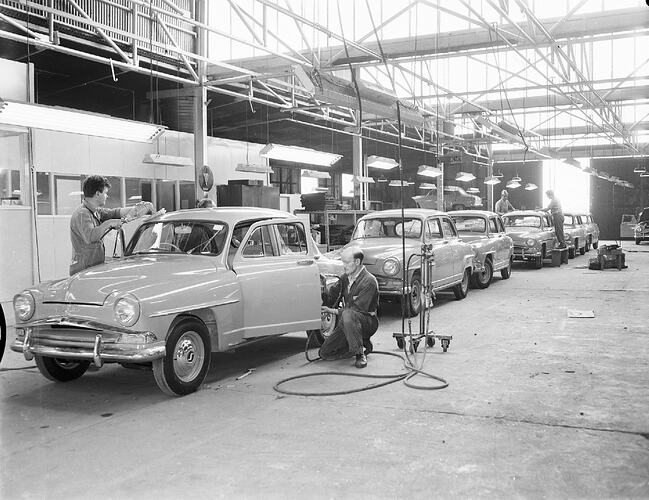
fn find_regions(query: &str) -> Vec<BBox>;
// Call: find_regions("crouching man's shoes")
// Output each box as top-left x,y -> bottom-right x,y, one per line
364,339 -> 373,355
355,353 -> 368,368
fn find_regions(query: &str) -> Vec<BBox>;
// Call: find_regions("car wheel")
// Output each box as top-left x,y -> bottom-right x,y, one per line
636,238 -> 642,245
453,269 -> 470,300
579,245 -> 585,255
307,309 -> 338,346
406,275 -> 422,317
153,318 -> 211,397
0,304 -> 6,365
568,246 -> 575,259
585,239 -> 591,252
534,255 -> 543,269
593,241 -> 598,249
500,258 -> 512,279
472,259 -> 493,289
35,356 -> 90,382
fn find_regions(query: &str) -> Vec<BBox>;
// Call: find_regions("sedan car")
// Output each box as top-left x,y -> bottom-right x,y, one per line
450,210 -> 514,289
503,210 -> 557,269
333,209 -> 475,316
11,207 -> 342,396
635,207 -> 649,245
563,213 -> 587,258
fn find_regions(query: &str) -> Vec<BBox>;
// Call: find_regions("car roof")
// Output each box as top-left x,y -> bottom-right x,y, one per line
152,207 -> 296,225
449,209 -> 499,217
503,210 -> 547,217
360,208 -> 446,219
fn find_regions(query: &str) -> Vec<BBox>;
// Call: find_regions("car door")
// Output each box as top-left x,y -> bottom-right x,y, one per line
440,216 -> 466,282
232,219 -> 321,338
544,214 -> 557,249
488,216 -> 503,268
496,216 -> 512,266
425,217 -> 454,288
620,214 -> 637,238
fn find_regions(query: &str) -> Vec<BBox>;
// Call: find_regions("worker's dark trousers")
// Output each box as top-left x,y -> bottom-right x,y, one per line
319,309 -> 379,359
553,213 -> 566,246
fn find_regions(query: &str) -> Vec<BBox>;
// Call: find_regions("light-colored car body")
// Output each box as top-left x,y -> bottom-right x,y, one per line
620,213 -> 638,239
332,208 -> 475,315
503,210 -> 557,268
634,207 -> 649,245
412,186 -> 482,212
563,213 -> 588,257
11,207 -> 342,395
450,210 -> 514,288
579,213 -> 600,249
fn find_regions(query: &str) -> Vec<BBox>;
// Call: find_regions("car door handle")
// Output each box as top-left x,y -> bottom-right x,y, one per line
297,259 -> 314,266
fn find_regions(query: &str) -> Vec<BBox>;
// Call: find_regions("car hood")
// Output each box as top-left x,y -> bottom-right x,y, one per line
40,255 -> 220,305
458,234 -> 486,244
345,238 -> 421,263
505,227 -> 544,241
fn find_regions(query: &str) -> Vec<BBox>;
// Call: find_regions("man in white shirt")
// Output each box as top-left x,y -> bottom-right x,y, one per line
495,190 -> 516,214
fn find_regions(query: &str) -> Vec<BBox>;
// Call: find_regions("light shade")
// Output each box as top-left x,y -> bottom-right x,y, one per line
511,176 -> 522,182
388,180 -> 413,187
0,98 -> 165,143
353,175 -> 375,184
506,180 -> 521,189
367,155 -> 398,170
524,183 -> 538,191
633,166 -> 646,173
301,169 -> 331,179
419,182 -> 437,190
260,143 -> 341,166
563,158 -> 581,168
467,187 -> 481,194
417,164 -> 443,178
484,176 -> 501,185
143,154 -> 193,166
455,171 -> 476,182
640,172 -> 649,178
376,176 -> 388,183
236,163 -> 274,174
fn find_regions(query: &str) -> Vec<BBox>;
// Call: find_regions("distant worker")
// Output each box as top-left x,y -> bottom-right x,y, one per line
495,189 -> 516,214
543,189 -> 567,249
319,246 -> 379,369
70,175 -> 154,275
197,197 -> 215,208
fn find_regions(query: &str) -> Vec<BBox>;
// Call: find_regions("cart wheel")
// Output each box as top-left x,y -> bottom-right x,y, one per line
396,337 -> 404,350
441,339 -> 450,352
409,340 -> 419,353
427,336 -> 435,348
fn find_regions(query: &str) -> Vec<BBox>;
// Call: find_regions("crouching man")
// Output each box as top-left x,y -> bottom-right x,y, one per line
319,246 -> 379,368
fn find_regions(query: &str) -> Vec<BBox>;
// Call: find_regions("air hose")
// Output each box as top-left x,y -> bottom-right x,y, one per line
272,331 -> 448,396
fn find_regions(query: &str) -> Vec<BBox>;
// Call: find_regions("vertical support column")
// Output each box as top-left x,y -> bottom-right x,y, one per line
436,162 -> 444,211
194,0 -> 209,203
352,132 -> 365,210
486,143 -> 494,212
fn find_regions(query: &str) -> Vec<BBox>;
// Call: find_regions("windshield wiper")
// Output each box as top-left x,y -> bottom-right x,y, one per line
186,232 -> 222,255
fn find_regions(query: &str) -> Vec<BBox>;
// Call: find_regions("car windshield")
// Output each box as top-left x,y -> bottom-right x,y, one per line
125,221 -> 228,256
503,215 -> 541,228
451,216 -> 486,233
639,209 -> 649,223
352,218 -> 422,239
564,215 -> 576,225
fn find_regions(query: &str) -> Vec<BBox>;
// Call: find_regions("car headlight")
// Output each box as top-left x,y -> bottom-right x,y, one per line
526,239 -> 536,247
14,292 -> 35,322
114,295 -> 141,327
382,257 -> 400,276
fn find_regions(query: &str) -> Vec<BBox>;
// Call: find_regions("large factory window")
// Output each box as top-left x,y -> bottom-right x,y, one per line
104,176 -> 123,209
179,182 -> 196,209
54,175 -> 82,215
156,180 -> 176,212
125,178 -> 152,206
36,172 -> 52,215
0,130 -> 27,205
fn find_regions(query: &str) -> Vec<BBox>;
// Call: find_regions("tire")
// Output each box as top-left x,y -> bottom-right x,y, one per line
568,246 -> 575,259
579,245 -> 585,255
453,269 -> 470,300
35,356 -> 90,382
585,239 -> 591,252
406,275 -> 422,317
0,304 -> 6,365
153,318 -> 211,396
500,258 -> 512,279
534,255 -> 543,269
593,241 -> 598,249
307,309 -> 338,346
472,258 -> 493,289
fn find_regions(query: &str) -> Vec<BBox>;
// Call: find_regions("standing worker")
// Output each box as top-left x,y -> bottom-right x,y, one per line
495,189 -> 516,214
543,189 -> 567,249
319,246 -> 379,369
70,175 -> 154,275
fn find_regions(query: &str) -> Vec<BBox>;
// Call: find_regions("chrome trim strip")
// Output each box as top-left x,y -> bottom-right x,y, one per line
149,298 -> 240,318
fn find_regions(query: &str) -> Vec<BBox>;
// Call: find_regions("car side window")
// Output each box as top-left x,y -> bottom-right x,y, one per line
276,223 -> 308,255
496,217 -> 506,233
441,218 -> 457,238
426,219 -> 443,239
488,218 -> 498,234
242,225 -> 274,258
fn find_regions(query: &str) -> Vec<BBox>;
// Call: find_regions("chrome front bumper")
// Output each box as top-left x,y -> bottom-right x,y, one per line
10,317 -> 165,366
513,246 -> 541,260
376,277 -> 411,296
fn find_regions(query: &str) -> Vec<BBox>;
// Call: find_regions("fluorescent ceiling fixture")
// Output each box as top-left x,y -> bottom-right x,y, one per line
511,176 -> 522,183
353,175 -> 375,184
0,98 -> 165,142
484,176 -> 501,185
633,166 -> 646,173
236,163 -> 274,174
367,155 -> 398,170
419,182 -> 437,190
563,158 -> 581,168
598,172 -> 610,180
445,185 -> 461,192
473,160 -> 490,167
143,154 -> 193,166
388,180 -> 413,187
455,171 -> 476,182
301,169 -> 331,179
506,180 -> 521,189
314,187 -> 329,192
525,183 -> 538,191
466,187 -> 481,194
640,172 -> 649,178
128,195 -> 143,201
260,143 -> 341,166
417,165 -> 443,178
376,176 -> 388,183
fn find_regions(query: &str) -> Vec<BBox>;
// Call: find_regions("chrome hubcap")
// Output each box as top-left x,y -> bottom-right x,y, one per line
173,331 -> 205,382
54,359 -> 81,369
320,312 -> 336,338
411,281 -> 420,309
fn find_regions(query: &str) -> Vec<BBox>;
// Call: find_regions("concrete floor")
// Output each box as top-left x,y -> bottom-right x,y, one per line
1,241 -> 648,499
